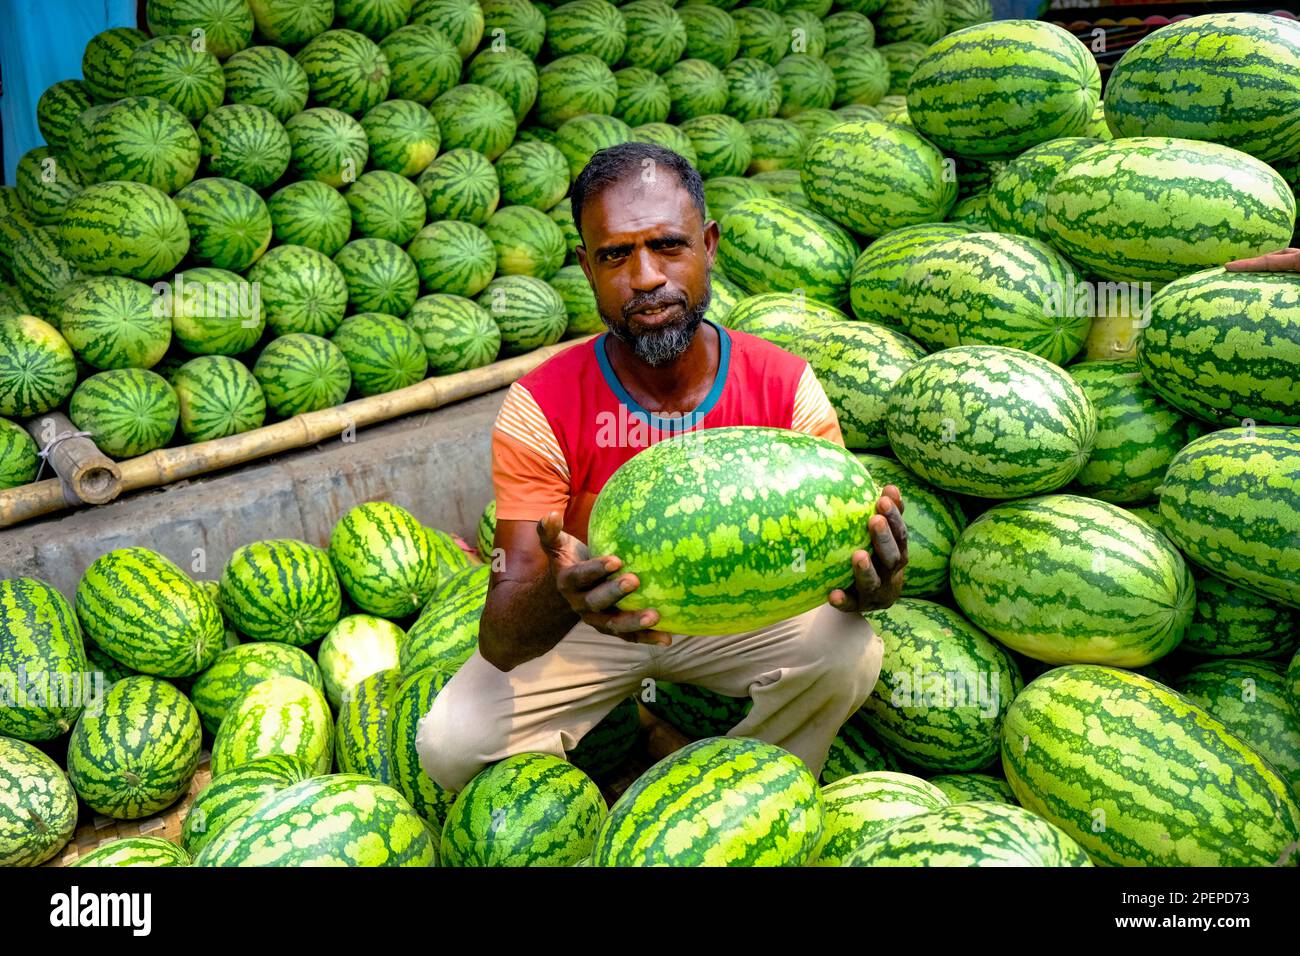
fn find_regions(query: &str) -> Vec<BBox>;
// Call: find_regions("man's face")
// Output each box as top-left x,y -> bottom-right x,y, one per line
576,171 -> 720,367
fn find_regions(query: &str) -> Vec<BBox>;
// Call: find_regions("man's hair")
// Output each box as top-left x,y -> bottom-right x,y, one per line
569,142 -> 708,243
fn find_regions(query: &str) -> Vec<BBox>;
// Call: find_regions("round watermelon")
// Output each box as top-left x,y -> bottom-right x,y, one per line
476,274 -> 568,354
266,179 -> 352,255
246,244 -> 349,337
430,85 -> 517,161
126,35 -> 226,123
172,355 -> 267,443
173,177 -> 273,271
221,46 -> 309,122
85,94 -> 202,194
407,221 -> 497,297
333,238 -> 421,316
330,313 -> 428,396
168,265 -> 267,356
406,293 -> 503,374
467,47 -> 539,124
68,368 -> 178,459
219,538 -> 342,646
0,418 -> 39,489
252,333 -> 352,416
56,275 -> 170,371
0,578 -> 89,741
381,23 -> 464,105
417,148 -> 501,226
361,99 -> 441,177
198,103 -> 292,190
295,29 -> 391,116
283,107 -> 369,188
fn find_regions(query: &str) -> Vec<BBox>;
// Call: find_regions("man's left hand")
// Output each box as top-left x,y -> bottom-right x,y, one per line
829,486 -> 907,614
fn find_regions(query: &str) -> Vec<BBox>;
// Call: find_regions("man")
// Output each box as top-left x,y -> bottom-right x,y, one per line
417,143 -> 908,793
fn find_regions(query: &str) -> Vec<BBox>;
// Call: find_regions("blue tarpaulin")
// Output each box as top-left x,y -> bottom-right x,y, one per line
0,0 -> 137,185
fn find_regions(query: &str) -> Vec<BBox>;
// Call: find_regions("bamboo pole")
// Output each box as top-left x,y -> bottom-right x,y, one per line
22,411 -> 122,505
0,336 -> 594,529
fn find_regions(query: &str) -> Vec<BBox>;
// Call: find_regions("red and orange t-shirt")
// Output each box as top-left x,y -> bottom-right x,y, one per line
491,321 -> 844,543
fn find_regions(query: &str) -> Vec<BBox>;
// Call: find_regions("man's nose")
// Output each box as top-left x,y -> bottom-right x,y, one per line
628,247 -> 667,291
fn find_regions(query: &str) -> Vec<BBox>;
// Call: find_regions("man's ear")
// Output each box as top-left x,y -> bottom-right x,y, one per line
702,219 -> 720,269
576,245 -> 592,285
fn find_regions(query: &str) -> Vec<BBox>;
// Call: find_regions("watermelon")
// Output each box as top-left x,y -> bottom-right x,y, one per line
400,565 -> 490,676
824,47 -> 890,109
0,736 -> 77,866
1182,571 -> 1299,659
68,369 -> 178,460
927,772 -> 1016,805
630,124 -> 697,166
174,177 -> 273,272
295,29 -> 391,116
67,675 -> 201,818
413,0 -> 485,57
335,0 -> 412,39
551,265 -> 602,336
55,276 -> 170,371
495,143 -> 569,213
211,675 -> 333,777
219,538 -> 342,645
825,11 -> 875,50
844,801 -> 1092,866
478,0 -> 547,59
189,641 -> 322,736
1137,268 -> 1300,426
407,294 -> 502,374
84,95 -> 200,194
536,55 -> 619,130
283,107 -> 369,188
0,579 -> 89,741
71,837 -> 191,867
361,100 -> 441,177
721,292 -> 845,351
680,113 -> 752,179
467,48 -> 538,124
722,58 -> 782,123
146,0 -> 255,59
1045,138 -> 1296,283
247,244 -> 349,336
731,7 -> 787,67
874,0 -> 945,44
984,136 -> 1102,244
127,35 -> 225,122
329,501 -> 439,617
484,205 -> 567,280
407,221 -> 496,299
333,239 -> 420,317
57,180 -> 190,281
9,227 -> 82,319
554,114 -> 635,181
417,148 -> 501,226
317,616 -> 406,711
591,736 -> 823,866
588,426 -> 878,636
36,80 -> 93,155
267,180 -> 353,255
775,55 -> 837,117
944,0 -> 992,29
381,24 -> 463,105
886,346 -> 1097,498
743,119 -> 804,174
221,46 -> 309,122
642,680 -> 750,740
477,499 -> 497,557
0,419 -> 38,489
335,668 -> 402,781
704,176 -> 769,222
172,356 -> 267,442
198,103 -> 292,190
1290,651 -> 1300,712
426,527 -> 474,582
167,266 -> 267,356
821,715 -> 903,784
848,223 -> 972,329
430,85 -> 517,160
784,9 -> 826,57
665,59 -> 729,122
569,695 -> 640,778
547,0 -> 626,65
879,41 -> 926,97
1005,664 -> 1300,865
477,274 -> 568,354
813,771 -> 951,866
619,0 -> 687,73
717,197 -> 856,306
345,171 -> 428,245
801,121 -> 956,238
331,313 -> 428,396
679,4 -> 739,68
441,753 -> 605,867
180,754 -> 313,856
248,0 -> 334,46
1158,427 -> 1300,608
15,147 -> 85,225
388,666 -> 455,825
82,27 -> 150,102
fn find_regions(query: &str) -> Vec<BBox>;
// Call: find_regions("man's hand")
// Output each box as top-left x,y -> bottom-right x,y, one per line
536,511 -> 671,646
1225,248 -> 1300,272
828,486 -> 908,614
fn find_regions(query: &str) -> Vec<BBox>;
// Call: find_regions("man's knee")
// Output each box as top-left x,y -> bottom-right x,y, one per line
414,678 -> 503,793
800,605 -> 884,709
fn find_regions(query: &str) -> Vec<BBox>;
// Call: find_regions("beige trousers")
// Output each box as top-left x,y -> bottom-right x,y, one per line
415,602 -> 884,793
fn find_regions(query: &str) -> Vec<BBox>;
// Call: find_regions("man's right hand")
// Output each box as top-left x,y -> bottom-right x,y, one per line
536,511 -> 671,646
1225,248 -> 1300,272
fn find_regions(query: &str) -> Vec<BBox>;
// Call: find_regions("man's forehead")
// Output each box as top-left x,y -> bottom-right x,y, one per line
582,175 -> 700,239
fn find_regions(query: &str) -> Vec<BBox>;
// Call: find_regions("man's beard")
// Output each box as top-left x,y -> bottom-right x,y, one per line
602,282 -> 712,368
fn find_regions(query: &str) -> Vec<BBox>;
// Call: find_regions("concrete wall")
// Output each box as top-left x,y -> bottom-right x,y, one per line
0,389 -> 506,600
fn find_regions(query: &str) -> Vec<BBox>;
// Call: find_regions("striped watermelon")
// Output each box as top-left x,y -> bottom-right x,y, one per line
127,36 -> 225,123
861,599 -> 1022,771
879,41 -> 927,97
1067,361 -> 1191,504
333,239 -> 420,317
71,837 -> 191,867
441,753 -> 605,867
680,4 -> 739,68
15,147 -> 85,225
801,121 -> 956,237
345,170 -> 427,245
336,668 -> 401,781
67,675 -> 201,818
145,0 -> 254,59
388,666 -> 455,825
318,616 -> 406,710
1291,651 -> 1300,712
744,118 -> 804,173
295,29 -> 391,116
591,736 -> 823,866
554,114 -> 636,182
267,180 -> 352,255
680,113 -> 752,179
849,223 -> 973,329
221,46 -> 309,122
705,177 -> 767,221
885,346 -> 1098,498
36,80 -> 93,155
547,0 -> 626,64
844,801 -> 1092,866
335,0 -> 412,39
824,47 -> 890,109
1158,428 -> 1300,608
0,736 -> 77,866
822,715 -> 903,784
722,58 -> 782,123
190,641 -> 322,736
211,675 -> 333,777
172,356 -> 267,442
468,48 -> 539,124
331,313 -> 428,395
665,59 -> 729,122
0,578 -> 89,741
907,20 -> 1100,159
717,197 -> 856,306
551,264 -> 602,336
408,221 -> 496,297
619,0 -> 687,72
427,527 -> 474,582
408,294 -> 502,374
775,55 -> 837,116
361,99 -> 441,177
536,55 -> 619,130
417,149 -> 501,227
194,773 -> 435,866
55,276 -> 169,371
1138,268 -> 1300,426
984,137 -> 1102,243
180,754 -> 313,856
247,244 -> 349,336
57,180 -> 190,281
10,227 -> 82,319
813,771 -> 951,866
875,0 -> 945,44
412,0 -> 484,57
168,265 -> 266,356
731,7 -> 787,67
945,191 -> 992,226
85,95 -> 199,194
283,107 -> 369,188
400,565 -> 490,676
1005,665 -> 1300,865
784,9 -> 826,57
896,232 -> 1086,364
749,168 -> 804,205
477,274 -> 568,354
1182,571 -> 1299,659
944,0 -> 993,31
381,24 -> 462,105
479,0 -> 547,59
1105,14 -> 1300,163
248,0 -> 334,46
642,681 -> 751,740
825,12 -> 875,51
69,369 -> 179,459
0,419 -> 38,489
1045,138 -> 1296,283
329,501 -> 440,617
588,427 -> 879,636
484,205 -> 567,280
219,538 -> 342,646
477,500 -> 496,558
569,695 -> 640,778
706,272 -> 744,325
430,85 -> 517,161
951,495 -> 1194,665
81,27 -> 150,102
928,772 -> 1016,805
198,103 -> 292,190
174,177 -> 273,272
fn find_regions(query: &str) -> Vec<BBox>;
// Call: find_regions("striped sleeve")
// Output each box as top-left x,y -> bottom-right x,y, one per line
790,363 -> 845,447
492,382 -> 572,522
